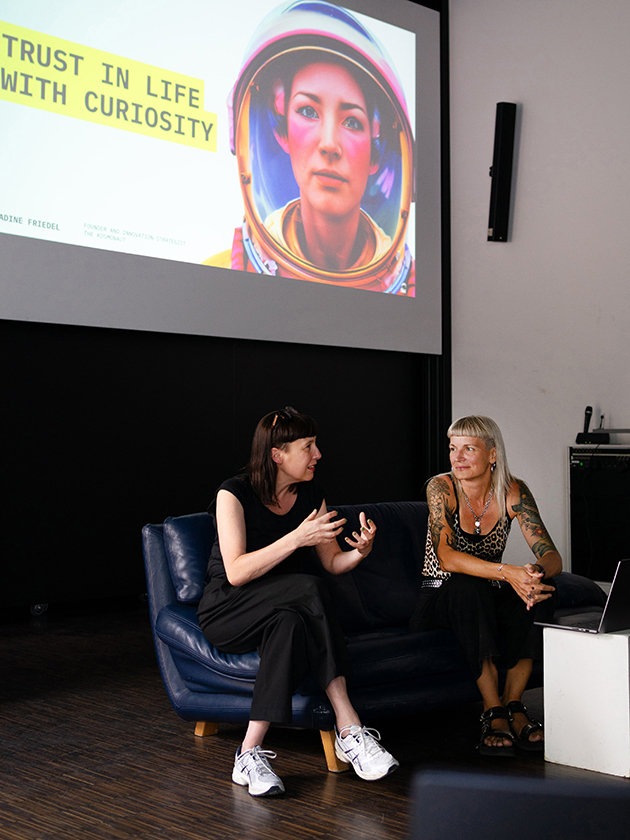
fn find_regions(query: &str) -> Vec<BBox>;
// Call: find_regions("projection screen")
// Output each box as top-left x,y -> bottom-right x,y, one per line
0,0 -> 442,353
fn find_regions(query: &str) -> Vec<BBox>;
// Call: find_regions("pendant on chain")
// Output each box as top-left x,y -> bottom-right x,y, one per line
461,485 -> 494,536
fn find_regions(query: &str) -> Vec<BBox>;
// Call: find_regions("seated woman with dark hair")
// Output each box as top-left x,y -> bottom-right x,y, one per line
410,415 -> 562,756
197,406 -> 398,796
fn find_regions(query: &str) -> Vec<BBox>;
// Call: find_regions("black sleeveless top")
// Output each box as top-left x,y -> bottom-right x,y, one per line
204,474 -> 325,581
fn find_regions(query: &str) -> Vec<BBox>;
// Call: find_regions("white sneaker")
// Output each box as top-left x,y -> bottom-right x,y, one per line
232,746 -> 285,797
334,725 -> 399,781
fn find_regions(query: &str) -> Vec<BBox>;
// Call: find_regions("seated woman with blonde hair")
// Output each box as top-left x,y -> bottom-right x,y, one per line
410,415 -> 562,755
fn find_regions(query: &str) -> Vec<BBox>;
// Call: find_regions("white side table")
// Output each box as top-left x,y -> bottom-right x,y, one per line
544,627 -> 630,777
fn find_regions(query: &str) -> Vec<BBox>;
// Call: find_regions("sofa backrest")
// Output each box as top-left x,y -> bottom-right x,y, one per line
160,501 -> 429,632
155,503 -> 607,635
163,512 -> 215,604
305,501 -> 429,632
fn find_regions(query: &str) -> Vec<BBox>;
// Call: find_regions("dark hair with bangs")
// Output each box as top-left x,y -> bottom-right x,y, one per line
247,406 -> 318,506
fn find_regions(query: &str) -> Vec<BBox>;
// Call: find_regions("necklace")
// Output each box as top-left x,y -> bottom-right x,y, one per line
461,486 -> 494,535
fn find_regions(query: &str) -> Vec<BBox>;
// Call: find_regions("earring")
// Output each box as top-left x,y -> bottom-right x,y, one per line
491,462 -> 496,472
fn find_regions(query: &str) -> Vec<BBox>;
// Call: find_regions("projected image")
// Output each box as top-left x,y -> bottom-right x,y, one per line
0,0 -> 415,296
1,0 -> 442,354
206,1 -> 416,296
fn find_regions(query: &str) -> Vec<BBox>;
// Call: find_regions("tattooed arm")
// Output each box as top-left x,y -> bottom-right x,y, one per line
427,475 -> 457,556
509,479 -> 563,579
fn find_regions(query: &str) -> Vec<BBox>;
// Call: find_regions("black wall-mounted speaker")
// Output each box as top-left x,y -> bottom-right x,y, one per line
488,102 -> 517,242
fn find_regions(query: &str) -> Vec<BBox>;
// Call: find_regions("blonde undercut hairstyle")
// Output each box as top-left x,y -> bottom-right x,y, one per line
447,415 -> 515,519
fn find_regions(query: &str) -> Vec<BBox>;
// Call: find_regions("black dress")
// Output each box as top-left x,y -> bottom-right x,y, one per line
197,475 -> 351,724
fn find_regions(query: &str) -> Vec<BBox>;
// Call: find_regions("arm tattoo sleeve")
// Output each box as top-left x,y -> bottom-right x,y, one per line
428,477 -> 456,550
512,479 -> 557,557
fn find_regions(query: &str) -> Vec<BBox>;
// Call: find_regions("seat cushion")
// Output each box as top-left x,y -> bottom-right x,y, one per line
156,603 -> 260,693
156,603 -> 468,696
345,627 -> 468,688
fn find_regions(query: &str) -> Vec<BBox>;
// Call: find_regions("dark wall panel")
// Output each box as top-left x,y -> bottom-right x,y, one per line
3,319 -> 450,609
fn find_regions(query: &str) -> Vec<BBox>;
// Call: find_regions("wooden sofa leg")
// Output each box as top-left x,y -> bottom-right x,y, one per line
195,721 -> 219,737
320,729 -> 350,773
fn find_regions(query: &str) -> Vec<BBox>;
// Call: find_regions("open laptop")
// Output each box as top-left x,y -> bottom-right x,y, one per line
535,558 -> 630,634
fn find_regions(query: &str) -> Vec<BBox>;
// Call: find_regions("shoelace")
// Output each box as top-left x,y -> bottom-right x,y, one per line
341,726 -> 385,756
246,747 -> 278,777
357,727 -> 386,756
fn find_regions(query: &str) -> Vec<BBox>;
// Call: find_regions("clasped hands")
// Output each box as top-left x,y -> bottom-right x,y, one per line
509,563 -> 554,610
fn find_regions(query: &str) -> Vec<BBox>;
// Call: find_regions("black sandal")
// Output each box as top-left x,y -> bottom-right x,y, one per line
506,700 -> 544,752
478,706 -> 516,757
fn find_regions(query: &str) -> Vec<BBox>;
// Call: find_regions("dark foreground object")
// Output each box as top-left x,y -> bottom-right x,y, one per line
412,769 -> 630,840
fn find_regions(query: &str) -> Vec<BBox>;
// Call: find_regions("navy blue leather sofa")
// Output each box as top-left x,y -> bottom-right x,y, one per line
142,501 -> 606,771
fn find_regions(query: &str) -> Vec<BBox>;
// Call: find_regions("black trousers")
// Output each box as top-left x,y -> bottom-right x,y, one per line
199,573 -> 352,724
409,573 -> 557,679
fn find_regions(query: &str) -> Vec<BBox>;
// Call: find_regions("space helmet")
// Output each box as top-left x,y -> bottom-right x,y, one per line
228,0 -> 415,290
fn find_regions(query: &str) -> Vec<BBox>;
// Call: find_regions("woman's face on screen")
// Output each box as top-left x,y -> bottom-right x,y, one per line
283,61 -> 375,220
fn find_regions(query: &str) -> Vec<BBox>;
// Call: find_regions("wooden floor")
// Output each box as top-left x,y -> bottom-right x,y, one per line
1,598 -> 628,840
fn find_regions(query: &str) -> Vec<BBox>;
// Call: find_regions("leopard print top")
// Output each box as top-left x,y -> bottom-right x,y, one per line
422,474 -> 512,586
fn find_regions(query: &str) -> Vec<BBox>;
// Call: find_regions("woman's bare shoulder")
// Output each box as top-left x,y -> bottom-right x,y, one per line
426,473 -> 455,506
427,472 -> 454,491
506,477 -> 535,512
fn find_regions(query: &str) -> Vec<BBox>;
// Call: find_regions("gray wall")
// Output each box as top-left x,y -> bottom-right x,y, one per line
449,0 -> 630,566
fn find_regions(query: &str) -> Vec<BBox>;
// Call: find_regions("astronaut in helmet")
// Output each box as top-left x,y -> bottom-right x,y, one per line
266,55 -> 388,273
205,0 -> 415,296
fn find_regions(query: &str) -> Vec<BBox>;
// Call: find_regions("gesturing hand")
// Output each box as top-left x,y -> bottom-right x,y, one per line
296,508 -> 346,547
344,512 -> 377,557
